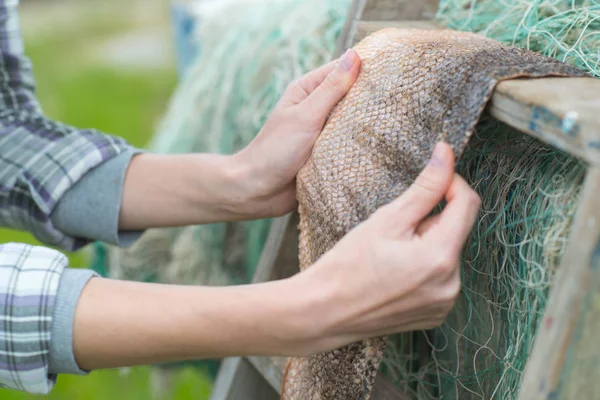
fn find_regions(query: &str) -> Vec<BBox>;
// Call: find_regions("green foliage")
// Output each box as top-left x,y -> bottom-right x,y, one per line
4,367 -> 211,400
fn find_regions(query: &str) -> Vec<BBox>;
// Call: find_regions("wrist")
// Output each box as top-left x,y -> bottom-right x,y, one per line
236,268 -> 348,357
211,278 -> 326,357
120,153 -> 251,228
223,151 -> 286,220
256,277 -> 329,356
204,153 -> 255,220
196,276 -> 334,358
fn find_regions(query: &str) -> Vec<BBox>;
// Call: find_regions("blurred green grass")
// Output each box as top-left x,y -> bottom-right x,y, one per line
0,3 -> 213,399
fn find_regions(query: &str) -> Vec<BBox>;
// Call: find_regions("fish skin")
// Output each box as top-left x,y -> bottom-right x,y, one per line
281,28 -> 586,400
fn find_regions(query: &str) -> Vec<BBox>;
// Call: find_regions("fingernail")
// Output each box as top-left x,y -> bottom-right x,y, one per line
429,142 -> 445,167
339,49 -> 356,72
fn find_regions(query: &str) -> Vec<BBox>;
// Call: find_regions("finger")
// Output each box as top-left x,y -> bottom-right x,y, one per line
300,49 -> 361,121
296,60 -> 339,98
424,173 -> 481,251
279,60 -> 338,107
379,142 -> 455,231
371,315 -> 448,337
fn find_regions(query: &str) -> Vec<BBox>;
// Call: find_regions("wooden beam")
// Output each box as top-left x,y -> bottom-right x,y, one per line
335,0 -> 368,57
247,355 -> 412,400
336,0 -> 440,55
372,374 -> 413,400
362,0 -> 439,21
519,167 -> 600,399
490,77 -> 600,166
252,213 -> 299,284
247,356 -> 287,393
560,202 -> 600,398
352,19 -> 442,44
209,357 -> 279,400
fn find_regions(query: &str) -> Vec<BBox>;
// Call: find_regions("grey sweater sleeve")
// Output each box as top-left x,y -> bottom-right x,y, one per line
48,148 -> 146,375
50,148 -> 144,248
48,269 -> 98,375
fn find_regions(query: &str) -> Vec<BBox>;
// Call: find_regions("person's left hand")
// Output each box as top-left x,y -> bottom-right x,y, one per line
232,49 -> 361,218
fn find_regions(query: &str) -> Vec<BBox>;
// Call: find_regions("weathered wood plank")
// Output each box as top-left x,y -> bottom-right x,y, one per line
336,0 -> 439,55
209,357 -> 279,400
552,166 -> 600,399
252,213 -> 299,284
490,77 -> 600,166
519,168 -> 600,399
560,211 -> 600,398
247,355 -> 412,399
352,19 -> 442,44
335,0 -> 368,57
247,356 -> 287,393
363,0 -> 439,21
372,374 -> 413,400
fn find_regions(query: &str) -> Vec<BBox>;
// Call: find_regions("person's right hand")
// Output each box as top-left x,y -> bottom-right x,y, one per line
287,142 -> 481,356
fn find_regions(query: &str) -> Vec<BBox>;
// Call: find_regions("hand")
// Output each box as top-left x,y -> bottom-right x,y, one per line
232,49 -> 361,218
287,142 -> 481,355
73,144 -> 479,369
117,51 -> 360,230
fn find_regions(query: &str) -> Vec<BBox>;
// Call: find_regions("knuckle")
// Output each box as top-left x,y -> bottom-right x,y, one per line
469,190 -> 482,207
298,108 -> 324,132
288,79 -> 301,91
285,79 -> 303,96
293,107 -> 312,124
440,279 -> 461,303
424,319 -> 444,330
431,252 -> 458,275
414,173 -> 443,195
324,70 -> 343,89
369,205 -> 398,231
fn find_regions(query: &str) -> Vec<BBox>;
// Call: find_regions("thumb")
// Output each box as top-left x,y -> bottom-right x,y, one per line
382,142 -> 455,230
301,49 -> 361,122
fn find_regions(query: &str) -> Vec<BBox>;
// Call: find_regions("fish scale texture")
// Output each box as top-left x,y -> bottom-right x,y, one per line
280,28 -> 586,400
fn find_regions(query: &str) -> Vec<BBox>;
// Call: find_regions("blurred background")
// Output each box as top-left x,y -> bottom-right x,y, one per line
0,0 -> 212,398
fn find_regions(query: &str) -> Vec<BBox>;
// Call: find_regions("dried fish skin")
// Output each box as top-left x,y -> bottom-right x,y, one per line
282,28 -> 586,400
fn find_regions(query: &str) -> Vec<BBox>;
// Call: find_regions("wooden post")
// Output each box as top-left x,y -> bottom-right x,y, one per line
362,0 -> 439,21
209,357 -> 279,400
519,168 -> 600,399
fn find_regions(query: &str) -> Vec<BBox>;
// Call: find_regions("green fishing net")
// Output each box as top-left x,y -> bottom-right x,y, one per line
91,0 -> 597,398
437,0 -> 599,78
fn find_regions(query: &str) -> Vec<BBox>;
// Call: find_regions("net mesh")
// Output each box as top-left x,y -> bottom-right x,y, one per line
380,119 -> 585,399
91,0 -> 597,398
437,0 -> 600,77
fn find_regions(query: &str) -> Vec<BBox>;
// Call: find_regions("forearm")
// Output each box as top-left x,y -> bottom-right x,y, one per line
72,276 -> 315,370
118,153 -> 267,230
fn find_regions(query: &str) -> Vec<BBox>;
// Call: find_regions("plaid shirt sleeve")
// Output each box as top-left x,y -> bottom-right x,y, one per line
0,0 -> 135,394
0,0 -> 132,252
0,243 -> 66,394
